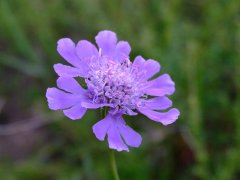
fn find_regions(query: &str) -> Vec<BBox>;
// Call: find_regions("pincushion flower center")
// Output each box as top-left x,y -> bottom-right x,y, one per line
86,58 -> 142,111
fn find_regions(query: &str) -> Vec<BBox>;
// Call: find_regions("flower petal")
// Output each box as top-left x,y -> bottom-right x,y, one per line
57,38 -> 82,67
115,41 -> 131,56
92,116 -> 111,141
63,104 -> 87,120
144,59 -> 160,79
113,41 -> 131,62
138,108 -> 180,126
81,102 -> 111,109
54,63 -> 87,77
76,40 -> 98,61
108,125 -> 129,152
93,113 -> 140,151
46,88 -> 79,110
132,57 -> 161,80
146,74 -> 175,96
132,56 -> 145,69
142,97 -> 172,110
57,76 -> 86,94
95,30 -> 117,55
117,118 -> 142,148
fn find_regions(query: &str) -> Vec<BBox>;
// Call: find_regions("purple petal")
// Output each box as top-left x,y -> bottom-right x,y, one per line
113,41 -> 131,62
142,97 -> 172,110
107,125 -> 129,152
138,108 -> 180,126
57,76 -> 86,94
92,113 -> 141,151
57,38 -> 82,68
63,104 -> 87,120
115,41 -> 131,56
144,59 -> 160,79
146,74 -> 175,96
54,63 -> 87,77
95,30 -> 117,55
132,57 -> 160,79
81,102 -> 111,109
46,88 -> 79,110
76,40 -> 98,61
92,116 -> 111,141
132,56 -> 145,69
117,118 -> 142,148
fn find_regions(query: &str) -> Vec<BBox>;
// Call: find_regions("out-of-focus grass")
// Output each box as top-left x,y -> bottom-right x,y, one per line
0,0 -> 239,179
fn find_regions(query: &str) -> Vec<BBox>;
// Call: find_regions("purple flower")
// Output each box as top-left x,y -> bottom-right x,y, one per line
46,30 -> 180,152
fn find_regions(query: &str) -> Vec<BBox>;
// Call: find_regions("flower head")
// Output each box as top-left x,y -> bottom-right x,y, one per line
46,30 -> 180,152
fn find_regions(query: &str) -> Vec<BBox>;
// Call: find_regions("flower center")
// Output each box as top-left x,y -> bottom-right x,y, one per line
85,57 -> 146,113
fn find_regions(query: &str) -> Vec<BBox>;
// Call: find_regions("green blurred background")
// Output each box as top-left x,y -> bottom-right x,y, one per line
0,0 -> 239,179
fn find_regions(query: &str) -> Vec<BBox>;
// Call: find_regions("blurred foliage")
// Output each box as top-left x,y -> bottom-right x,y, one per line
0,0 -> 239,179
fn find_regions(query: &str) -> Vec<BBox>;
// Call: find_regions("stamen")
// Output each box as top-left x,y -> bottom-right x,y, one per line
85,57 -> 147,114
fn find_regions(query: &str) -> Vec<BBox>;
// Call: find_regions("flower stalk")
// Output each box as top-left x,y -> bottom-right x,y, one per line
109,149 -> 120,180
101,107 -> 120,180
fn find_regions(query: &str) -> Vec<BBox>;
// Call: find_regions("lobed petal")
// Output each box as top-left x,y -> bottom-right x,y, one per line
76,40 -> 98,61
54,63 -> 87,77
132,56 -> 160,79
117,118 -> 142,148
57,76 -> 86,94
144,59 -> 160,79
146,74 -> 175,96
46,88 -> 79,110
132,56 -> 145,69
138,108 -> 180,126
113,41 -> 131,62
95,30 -> 117,55
142,97 -> 172,110
92,113 -> 142,151
57,38 -> 82,68
108,125 -> 129,152
115,41 -> 131,57
92,116 -> 111,141
63,104 -> 87,120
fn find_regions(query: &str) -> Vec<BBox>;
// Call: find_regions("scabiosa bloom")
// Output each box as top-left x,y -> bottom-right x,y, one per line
46,30 -> 180,152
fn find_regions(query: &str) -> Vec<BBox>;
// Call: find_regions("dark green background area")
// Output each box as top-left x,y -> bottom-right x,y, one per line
0,0 -> 239,179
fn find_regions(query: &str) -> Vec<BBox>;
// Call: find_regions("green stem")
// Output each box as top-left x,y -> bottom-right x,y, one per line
109,149 -> 120,180
100,108 -> 120,180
